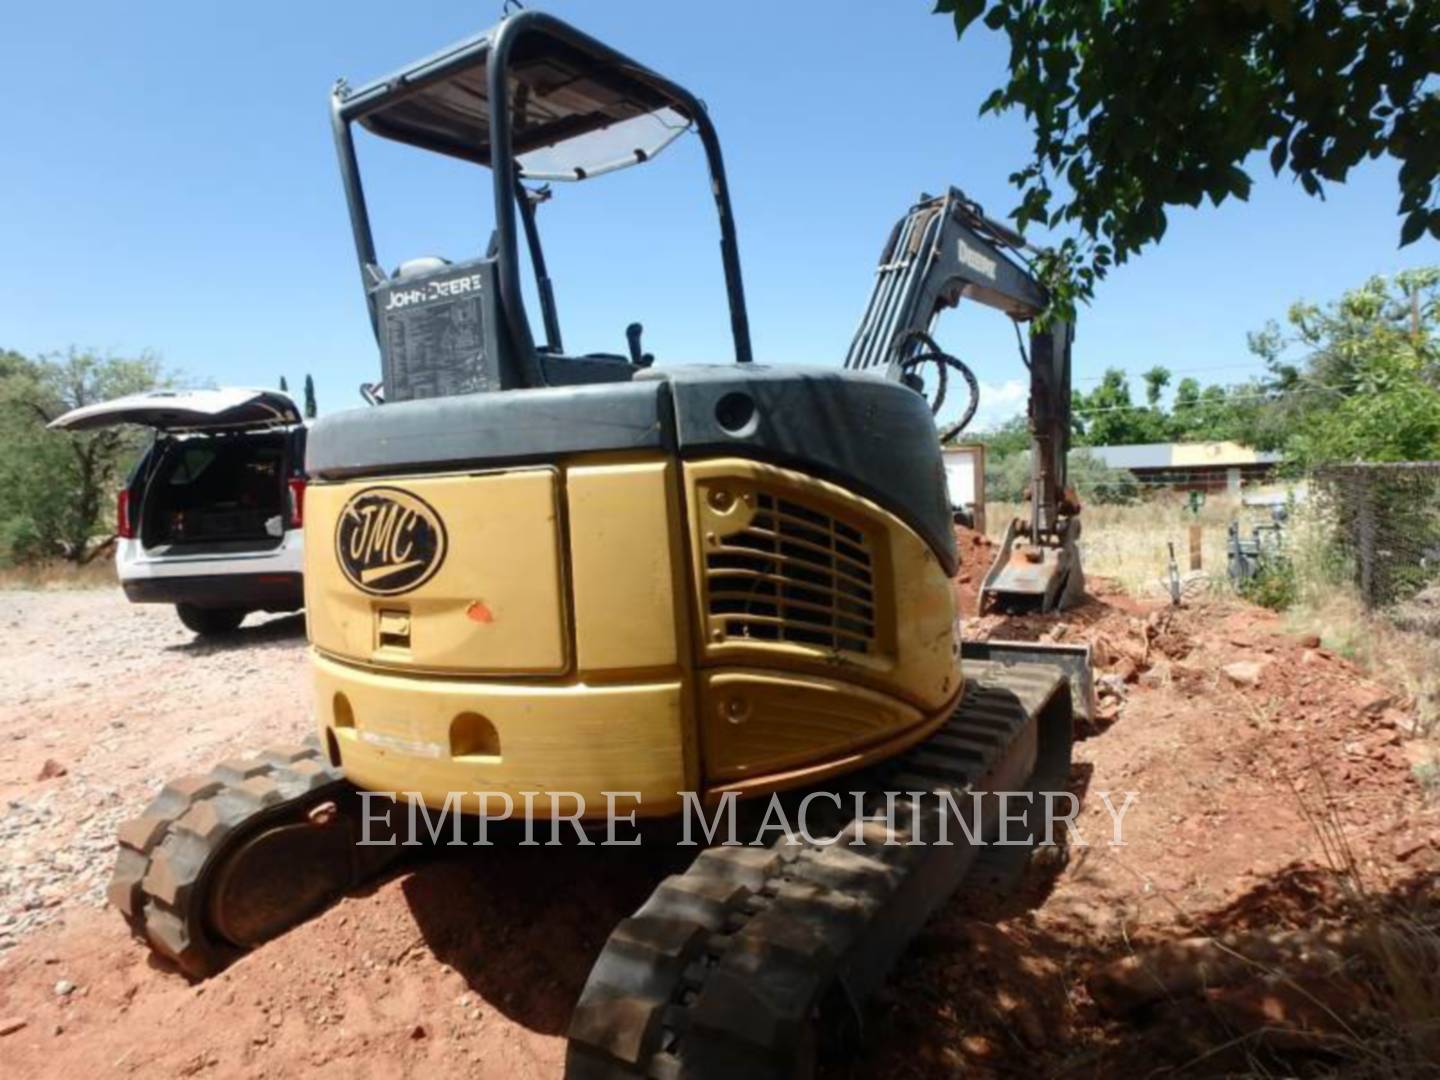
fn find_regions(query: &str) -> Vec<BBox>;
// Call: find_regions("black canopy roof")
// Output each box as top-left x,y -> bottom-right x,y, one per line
336,22 -> 694,179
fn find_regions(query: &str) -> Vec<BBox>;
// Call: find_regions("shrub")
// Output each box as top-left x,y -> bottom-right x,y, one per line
1239,554 -> 1299,611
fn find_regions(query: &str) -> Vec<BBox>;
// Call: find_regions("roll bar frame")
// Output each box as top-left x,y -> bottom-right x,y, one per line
329,9 -> 754,386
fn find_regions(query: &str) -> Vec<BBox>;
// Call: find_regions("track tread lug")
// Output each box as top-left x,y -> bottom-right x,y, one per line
259,744 -> 316,766
793,845 -> 898,904
233,775 -> 286,809
172,798 -> 246,845
143,775 -> 222,818
107,847 -> 149,922
638,876 -> 751,931
142,904 -> 219,978
567,991 -> 668,1069
689,938 -> 830,1052
566,663 -> 1076,1079
116,814 -> 170,854
687,845 -> 784,890
212,758 -> 269,784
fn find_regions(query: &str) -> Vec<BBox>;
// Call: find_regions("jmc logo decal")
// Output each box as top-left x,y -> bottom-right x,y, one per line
335,487 -> 448,596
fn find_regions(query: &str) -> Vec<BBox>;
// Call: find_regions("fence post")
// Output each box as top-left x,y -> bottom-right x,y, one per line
1356,474 -> 1377,609
1189,524 -> 1202,571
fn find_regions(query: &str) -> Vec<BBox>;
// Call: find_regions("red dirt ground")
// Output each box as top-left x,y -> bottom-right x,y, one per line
949,523 -> 997,618
1,568 -> 1437,1077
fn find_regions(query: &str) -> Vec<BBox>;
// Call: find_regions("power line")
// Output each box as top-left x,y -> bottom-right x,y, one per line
1070,382 -> 1342,418
962,378 -> 1351,429
1072,361 -> 1272,385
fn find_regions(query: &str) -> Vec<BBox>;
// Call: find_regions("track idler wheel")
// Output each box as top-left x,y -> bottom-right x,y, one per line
108,739 -> 394,977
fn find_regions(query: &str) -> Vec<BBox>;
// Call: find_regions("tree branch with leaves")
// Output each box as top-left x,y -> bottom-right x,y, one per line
937,0 -> 1439,321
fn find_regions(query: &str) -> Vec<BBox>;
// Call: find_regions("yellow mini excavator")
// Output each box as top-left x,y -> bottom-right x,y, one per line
109,10 -> 1093,1077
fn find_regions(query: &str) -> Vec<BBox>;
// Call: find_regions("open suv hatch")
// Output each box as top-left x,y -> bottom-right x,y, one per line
50,388 -> 306,635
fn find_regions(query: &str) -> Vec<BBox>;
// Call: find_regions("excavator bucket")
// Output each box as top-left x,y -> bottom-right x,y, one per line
979,515 -> 1086,615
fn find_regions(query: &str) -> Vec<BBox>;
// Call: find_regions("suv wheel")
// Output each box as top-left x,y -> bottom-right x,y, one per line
176,604 -> 247,636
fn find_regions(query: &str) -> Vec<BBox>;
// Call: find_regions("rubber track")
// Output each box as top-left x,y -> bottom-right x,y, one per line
108,738 -> 350,978
566,660 -> 1072,1079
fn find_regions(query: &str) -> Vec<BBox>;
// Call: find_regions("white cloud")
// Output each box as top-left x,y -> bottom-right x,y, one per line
944,377 -> 1027,434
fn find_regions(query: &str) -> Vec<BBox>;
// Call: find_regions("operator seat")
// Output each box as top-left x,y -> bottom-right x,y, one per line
384,253 -> 635,388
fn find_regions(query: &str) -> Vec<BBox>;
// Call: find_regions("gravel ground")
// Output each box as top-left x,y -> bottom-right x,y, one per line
0,591 -> 309,954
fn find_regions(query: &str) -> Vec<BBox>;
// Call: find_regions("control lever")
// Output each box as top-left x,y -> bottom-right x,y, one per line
625,322 -> 654,368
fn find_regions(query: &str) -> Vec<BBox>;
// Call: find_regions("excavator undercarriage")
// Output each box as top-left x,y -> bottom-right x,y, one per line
112,660 -> 1076,1076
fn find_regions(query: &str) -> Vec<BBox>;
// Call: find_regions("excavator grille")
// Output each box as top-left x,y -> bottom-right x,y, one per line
704,491 -> 877,654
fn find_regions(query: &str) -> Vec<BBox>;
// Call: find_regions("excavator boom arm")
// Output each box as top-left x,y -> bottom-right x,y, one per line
846,188 -> 1076,540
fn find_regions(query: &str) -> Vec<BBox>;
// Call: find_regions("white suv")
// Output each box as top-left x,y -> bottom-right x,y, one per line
51,388 -> 306,636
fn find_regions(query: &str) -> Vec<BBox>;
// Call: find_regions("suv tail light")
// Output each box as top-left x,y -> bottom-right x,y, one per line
287,477 -> 306,528
116,489 -> 134,540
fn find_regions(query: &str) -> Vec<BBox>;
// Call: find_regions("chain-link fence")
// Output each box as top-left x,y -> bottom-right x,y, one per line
1310,463 -> 1440,616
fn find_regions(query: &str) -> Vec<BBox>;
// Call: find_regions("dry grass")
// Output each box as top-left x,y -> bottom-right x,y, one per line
984,486 -> 1440,742
979,487 -> 1440,1072
1287,590 -> 1440,738
0,557 -> 118,591
1279,498 -> 1440,739
1293,774 -> 1440,1076
985,492 -> 1274,598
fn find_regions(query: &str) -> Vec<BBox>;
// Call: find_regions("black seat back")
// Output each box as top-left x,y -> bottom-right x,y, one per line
371,256 -> 514,400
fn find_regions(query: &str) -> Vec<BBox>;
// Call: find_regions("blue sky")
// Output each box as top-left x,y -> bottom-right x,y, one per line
2,0 -> 1434,428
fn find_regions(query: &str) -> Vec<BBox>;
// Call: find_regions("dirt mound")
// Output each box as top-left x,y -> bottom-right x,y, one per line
951,524 -> 995,617
854,581 -> 1440,1078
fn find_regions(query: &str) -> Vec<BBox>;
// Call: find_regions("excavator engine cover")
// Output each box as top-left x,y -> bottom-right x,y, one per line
303,366 -> 966,816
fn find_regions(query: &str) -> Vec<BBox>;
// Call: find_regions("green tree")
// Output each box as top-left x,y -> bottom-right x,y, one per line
968,413 -> 1033,456
935,1 -> 1439,318
1070,447 -> 1139,504
984,444 -> 1032,501
1072,367 -> 1169,445
1,349 -> 31,379
304,373 -> 318,420
0,349 -> 168,563
1166,378 -> 1272,444
1142,365 -> 1171,408
985,444 -> 1136,504
1251,267 -> 1440,464
279,375 -> 289,392
1064,365 -> 1276,447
